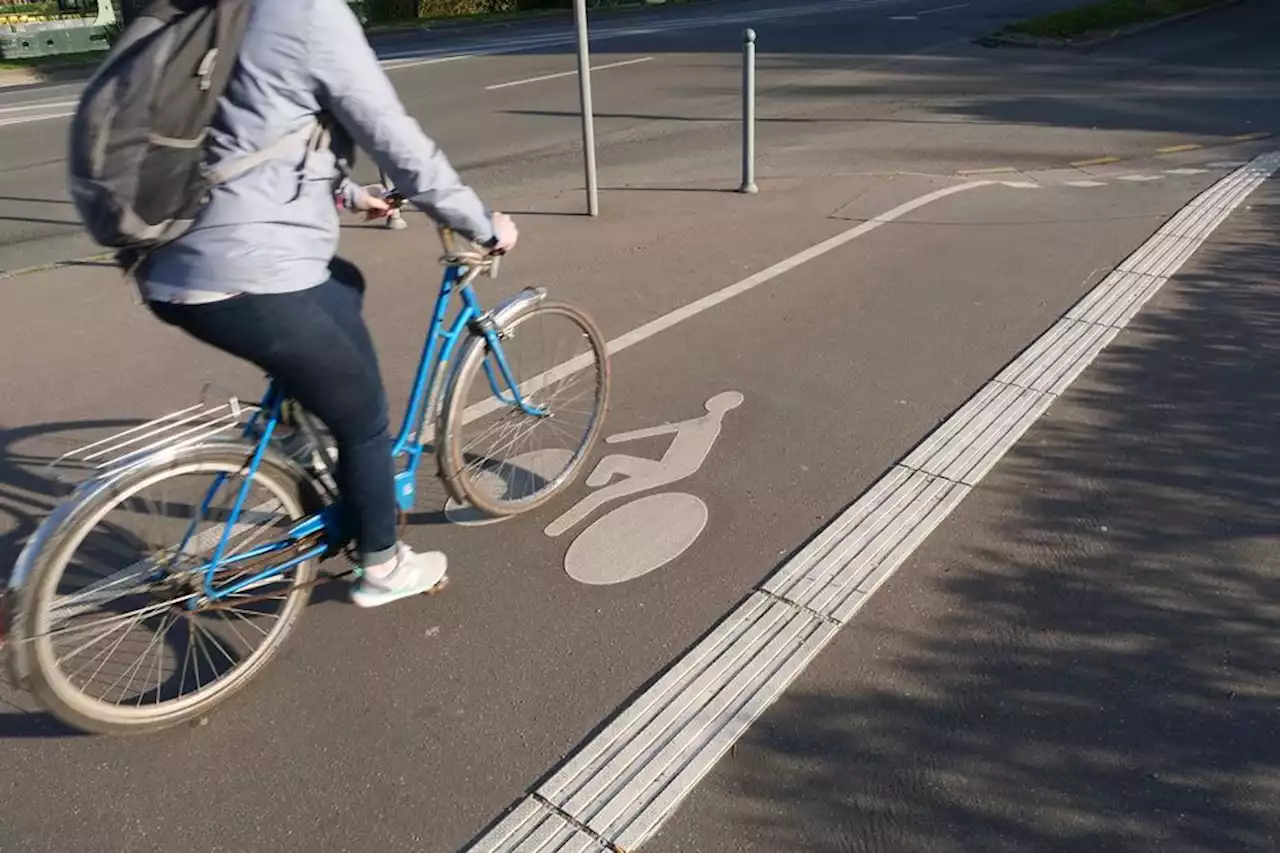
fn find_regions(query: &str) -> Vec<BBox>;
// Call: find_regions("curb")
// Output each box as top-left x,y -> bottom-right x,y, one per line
975,0 -> 1242,50
0,62 -> 97,88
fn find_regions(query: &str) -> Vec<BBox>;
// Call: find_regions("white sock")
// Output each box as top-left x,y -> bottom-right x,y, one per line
364,549 -> 401,580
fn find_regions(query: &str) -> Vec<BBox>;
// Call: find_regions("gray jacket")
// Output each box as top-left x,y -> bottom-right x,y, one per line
140,0 -> 495,304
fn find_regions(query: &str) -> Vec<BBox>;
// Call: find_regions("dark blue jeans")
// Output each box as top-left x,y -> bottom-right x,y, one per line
149,261 -> 398,562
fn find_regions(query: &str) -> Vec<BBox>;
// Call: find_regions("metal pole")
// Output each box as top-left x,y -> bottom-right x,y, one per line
738,28 -> 759,195
574,0 -> 600,216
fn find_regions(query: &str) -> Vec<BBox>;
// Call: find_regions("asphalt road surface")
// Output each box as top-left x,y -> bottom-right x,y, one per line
0,0 -> 1188,273
1,1 -> 1278,851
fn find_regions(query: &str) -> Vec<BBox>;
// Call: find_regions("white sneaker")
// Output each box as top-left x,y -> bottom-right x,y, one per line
350,544 -> 449,608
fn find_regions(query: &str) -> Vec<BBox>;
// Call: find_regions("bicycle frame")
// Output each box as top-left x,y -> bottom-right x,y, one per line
178,233 -> 543,606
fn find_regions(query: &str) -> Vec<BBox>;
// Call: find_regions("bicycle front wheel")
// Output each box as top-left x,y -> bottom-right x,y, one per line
8,444 -> 320,735
439,298 -> 609,517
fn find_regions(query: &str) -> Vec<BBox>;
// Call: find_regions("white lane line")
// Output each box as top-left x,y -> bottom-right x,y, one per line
1165,168 -> 1209,175
891,2 -> 968,18
485,57 -> 655,91
387,0 -> 890,69
380,52 -> 477,71
0,0 -> 895,125
0,111 -> 74,128
0,99 -> 77,114
467,151 -> 1280,853
1065,180 -> 1109,187
457,180 -> 996,430
1117,174 -> 1164,182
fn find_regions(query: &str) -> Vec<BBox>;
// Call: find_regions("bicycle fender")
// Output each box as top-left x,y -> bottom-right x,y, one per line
4,493 -> 81,683
489,286 -> 548,328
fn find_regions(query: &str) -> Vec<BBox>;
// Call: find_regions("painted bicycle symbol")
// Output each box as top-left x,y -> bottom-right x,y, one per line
444,391 -> 744,585
547,391 -> 744,585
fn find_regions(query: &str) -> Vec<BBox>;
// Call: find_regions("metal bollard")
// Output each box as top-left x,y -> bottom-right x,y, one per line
574,0 -> 601,216
738,28 -> 759,195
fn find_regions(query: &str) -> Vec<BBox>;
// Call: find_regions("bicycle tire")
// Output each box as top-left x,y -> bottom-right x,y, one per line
8,442 -> 322,736
438,299 -> 610,517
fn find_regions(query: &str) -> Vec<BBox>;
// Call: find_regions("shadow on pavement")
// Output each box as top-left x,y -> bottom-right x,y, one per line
528,0 -> 1280,146
664,187 -> 1280,849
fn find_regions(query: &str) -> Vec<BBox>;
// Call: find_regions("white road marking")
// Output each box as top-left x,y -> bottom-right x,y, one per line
0,0 -> 896,126
485,56 -> 655,91
0,110 -> 73,128
457,180 -> 996,430
546,391 -> 743,539
1116,174 -> 1164,182
1064,180 -> 1109,187
1208,160 -> 1247,169
1165,168 -> 1209,175
379,52 -> 477,71
891,2 -> 967,18
385,0 -> 894,70
467,151 -> 1280,853
0,99 -> 77,114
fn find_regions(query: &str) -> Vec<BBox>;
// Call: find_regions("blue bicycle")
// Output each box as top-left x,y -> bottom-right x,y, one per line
3,228 -> 610,735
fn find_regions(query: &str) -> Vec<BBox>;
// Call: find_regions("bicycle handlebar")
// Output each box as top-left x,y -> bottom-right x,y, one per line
381,190 -> 503,279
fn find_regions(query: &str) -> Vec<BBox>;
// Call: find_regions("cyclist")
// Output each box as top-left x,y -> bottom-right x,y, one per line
140,0 -> 518,608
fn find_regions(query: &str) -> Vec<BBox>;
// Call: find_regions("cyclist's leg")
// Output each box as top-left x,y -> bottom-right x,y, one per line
304,266 -> 453,604
149,286 -> 397,560
151,283 -> 448,606
317,257 -> 383,386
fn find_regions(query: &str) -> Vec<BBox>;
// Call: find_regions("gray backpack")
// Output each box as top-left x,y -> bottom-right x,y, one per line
68,0 -> 318,268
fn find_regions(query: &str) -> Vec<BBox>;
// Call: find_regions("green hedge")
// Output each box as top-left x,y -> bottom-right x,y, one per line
1002,0 -> 1223,38
1,2 -> 64,17
356,0 -> 640,24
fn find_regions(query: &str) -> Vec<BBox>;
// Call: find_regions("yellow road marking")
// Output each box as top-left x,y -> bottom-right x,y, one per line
957,166 -> 1019,175
1071,156 -> 1122,168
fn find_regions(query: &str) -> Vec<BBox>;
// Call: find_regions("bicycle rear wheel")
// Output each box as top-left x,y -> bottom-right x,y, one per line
439,299 -> 609,517
8,443 -> 321,735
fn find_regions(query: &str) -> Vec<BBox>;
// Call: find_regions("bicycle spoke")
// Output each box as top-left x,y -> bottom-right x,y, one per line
191,617 -> 238,671
142,613 -> 174,707
61,611 -> 141,684
56,592 -> 163,669
75,609 -> 149,697
48,594 -> 194,648
190,620 -> 218,694
215,607 -> 257,654
219,607 -> 276,635
107,613 -> 170,706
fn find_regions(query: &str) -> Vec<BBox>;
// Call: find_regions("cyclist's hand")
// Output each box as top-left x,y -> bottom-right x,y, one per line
352,184 -> 392,221
490,212 -> 518,253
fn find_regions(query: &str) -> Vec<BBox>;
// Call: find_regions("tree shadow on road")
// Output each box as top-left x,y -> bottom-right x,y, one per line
666,185 -> 1280,850
517,0 -> 1280,173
